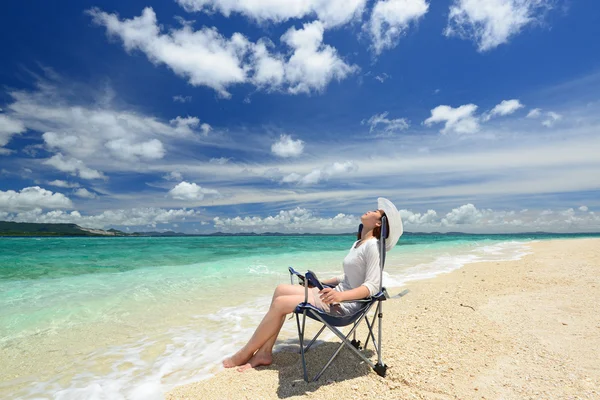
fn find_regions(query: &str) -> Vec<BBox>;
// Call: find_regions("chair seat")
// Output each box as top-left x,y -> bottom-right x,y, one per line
294,291 -> 387,327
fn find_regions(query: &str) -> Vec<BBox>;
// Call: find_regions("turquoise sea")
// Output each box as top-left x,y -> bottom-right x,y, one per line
1,233 -> 597,399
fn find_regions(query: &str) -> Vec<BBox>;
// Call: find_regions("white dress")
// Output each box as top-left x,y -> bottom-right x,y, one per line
333,238 -> 381,315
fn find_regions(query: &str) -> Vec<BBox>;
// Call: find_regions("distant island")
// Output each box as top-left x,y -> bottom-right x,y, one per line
0,221 -> 128,237
1,221 -> 595,238
0,221 -> 358,237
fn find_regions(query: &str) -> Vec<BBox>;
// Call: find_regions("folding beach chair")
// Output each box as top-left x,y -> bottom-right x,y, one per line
288,219 -> 407,382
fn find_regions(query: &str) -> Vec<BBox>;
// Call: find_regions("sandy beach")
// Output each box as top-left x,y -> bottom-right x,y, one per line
166,238 -> 600,399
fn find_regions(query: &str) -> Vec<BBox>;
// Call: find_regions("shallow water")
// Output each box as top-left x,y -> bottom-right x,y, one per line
1,233 -> 596,399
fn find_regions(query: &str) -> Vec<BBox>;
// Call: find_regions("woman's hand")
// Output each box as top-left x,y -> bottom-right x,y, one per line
319,288 -> 343,304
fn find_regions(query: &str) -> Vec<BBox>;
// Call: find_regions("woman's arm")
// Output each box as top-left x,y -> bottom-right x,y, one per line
319,285 -> 370,304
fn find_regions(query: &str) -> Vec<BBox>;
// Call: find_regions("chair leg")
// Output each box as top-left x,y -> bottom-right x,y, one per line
296,312 -> 308,382
375,301 -> 387,377
310,308 -> 377,381
304,325 -> 326,353
363,312 -> 378,350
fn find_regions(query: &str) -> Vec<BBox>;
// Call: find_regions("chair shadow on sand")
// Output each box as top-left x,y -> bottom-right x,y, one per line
247,337 -> 377,399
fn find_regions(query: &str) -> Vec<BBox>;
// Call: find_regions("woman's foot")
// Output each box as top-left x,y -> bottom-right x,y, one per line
237,352 -> 273,372
222,351 -> 252,368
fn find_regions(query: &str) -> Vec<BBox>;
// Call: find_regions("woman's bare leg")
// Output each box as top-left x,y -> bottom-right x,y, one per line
223,294 -> 305,368
237,286 -> 316,371
271,284 -> 306,302
236,316 -> 285,371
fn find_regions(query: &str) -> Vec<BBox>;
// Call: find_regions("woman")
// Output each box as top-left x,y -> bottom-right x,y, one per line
223,198 -> 402,372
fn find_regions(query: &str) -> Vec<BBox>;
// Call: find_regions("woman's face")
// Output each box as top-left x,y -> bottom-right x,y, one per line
361,209 -> 383,228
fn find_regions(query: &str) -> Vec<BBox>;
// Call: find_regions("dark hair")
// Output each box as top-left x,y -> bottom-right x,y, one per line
357,210 -> 388,240
373,211 -> 387,239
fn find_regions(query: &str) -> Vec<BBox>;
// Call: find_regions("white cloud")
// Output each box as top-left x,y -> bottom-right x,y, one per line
366,0 -> 429,54
168,181 -> 221,201
0,114 -> 26,154
363,112 -> 409,135
209,157 -> 230,165
424,104 -> 480,134
170,116 -> 203,135
0,186 -> 73,212
88,7 -> 247,98
104,138 -> 165,161
579,205 -> 588,212
74,188 -> 97,199
400,209 -> 438,225
374,73 -> 390,83
200,123 -> 212,136
281,161 -> 358,185
173,95 -> 192,103
445,0 -> 553,52
483,99 -> 524,121
4,78 -> 207,176
176,0 -> 368,28
214,207 -> 359,233
441,203 -> 482,225
542,111 -> 562,127
280,21 -> 359,94
525,108 -> 562,126
527,108 -> 542,118
3,207 -> 200,229
271,134 -> 304,158
89,8 -> 357,97
213,203 -> 600,234
164,171 -> 184,181
43,153 -> 106,180
48,180 -> 80,188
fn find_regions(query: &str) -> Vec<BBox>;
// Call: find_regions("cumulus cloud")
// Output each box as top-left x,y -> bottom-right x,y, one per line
362,112 -> 409,136
280,21 -> 359,94
0,113 -> 26,154
271,134 -> 304,158
168,181 -> 221,201
0,186 -> 73,212
482,99 -> 524,121
89,8 -> 357,97
74,188 -> 97,199
579,205 -> 588,212
280,161 -> 358,185
214,207 -> 359,233
441,203 -> 482,225
213,203 -> 600,234
176,0 -> 367,28
542,111 -> 562,127
400,209 -> 438,225
424,104 -> 479,134
3,207 -> 200,229
366,0 -> 429,54
43,153 -> 106,180
445,0 -> 553,52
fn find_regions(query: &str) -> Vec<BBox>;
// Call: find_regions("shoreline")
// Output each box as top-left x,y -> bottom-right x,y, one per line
167,238 -> 600,399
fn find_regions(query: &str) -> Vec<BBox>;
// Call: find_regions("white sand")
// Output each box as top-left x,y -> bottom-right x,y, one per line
168,238 -> 600,399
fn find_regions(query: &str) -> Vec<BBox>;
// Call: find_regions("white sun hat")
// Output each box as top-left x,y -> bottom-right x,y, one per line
377,197 -> 403,252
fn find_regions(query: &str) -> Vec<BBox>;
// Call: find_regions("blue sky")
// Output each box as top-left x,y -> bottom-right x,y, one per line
1,0 -> 599,233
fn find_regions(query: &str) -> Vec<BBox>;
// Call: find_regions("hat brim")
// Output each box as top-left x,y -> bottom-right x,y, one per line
378,197 -> 403,252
